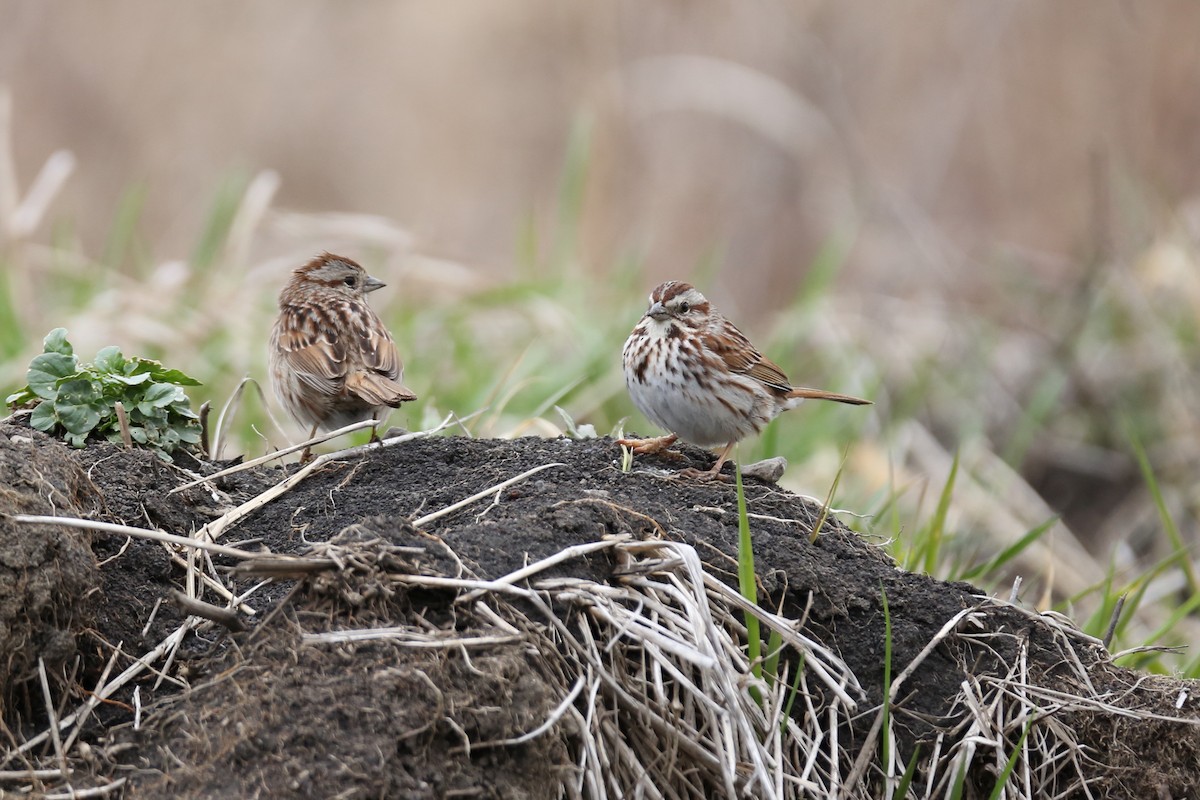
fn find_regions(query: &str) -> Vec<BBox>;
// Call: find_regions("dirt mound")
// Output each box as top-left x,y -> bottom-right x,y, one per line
0,428 -> 99,718
0,424 -> 1198,798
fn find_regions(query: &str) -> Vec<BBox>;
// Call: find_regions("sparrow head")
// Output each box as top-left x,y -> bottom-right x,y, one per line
644,281 -> 711,327
286,252 -> 385,301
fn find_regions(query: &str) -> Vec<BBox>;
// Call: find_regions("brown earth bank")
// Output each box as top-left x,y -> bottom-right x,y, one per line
0,420 -> 1198,798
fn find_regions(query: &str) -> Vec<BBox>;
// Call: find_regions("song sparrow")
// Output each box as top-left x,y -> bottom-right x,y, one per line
270,253 -> 416,459
619,280 -> 869,478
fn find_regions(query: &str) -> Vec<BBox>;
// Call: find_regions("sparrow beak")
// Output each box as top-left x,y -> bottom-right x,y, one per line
364,275 -> 386,293
646,301 -> 670,321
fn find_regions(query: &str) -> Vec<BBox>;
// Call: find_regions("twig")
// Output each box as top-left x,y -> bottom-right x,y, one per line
197,411 -> 475,541
169,417 -> 378,494
2,618 -> 204,766
457,535 -> 626,603
170,590 -> 247,632
163,549 -> 257,615
412,462 -> 567,528
60,642 -> 123,754
198,400 -> 211,457
172,408 -> 482,495
460,677 -> 587,751
1102,593 -> 1126,649
112,401 -> 132,449
37,659 -> 69,779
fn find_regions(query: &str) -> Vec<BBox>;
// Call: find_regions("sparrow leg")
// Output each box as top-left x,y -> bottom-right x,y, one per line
707,441 -> 736,477
368,410 -> 382,444
616,433 -> 679,455
299,424 -> 319,464
681,441 -> 736,481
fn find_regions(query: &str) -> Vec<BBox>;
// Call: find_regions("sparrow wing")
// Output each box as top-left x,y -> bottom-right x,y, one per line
344,304 -> 416,405
349,306 -> 403,381
272,305 -> 349,397
701,322 -> 793,393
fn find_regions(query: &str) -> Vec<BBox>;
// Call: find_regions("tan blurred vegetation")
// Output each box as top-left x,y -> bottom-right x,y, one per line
3,1 -> 1200,627
4,2 -> 1198,294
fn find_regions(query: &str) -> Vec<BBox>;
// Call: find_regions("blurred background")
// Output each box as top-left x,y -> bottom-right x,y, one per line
2,1 -> 1199,669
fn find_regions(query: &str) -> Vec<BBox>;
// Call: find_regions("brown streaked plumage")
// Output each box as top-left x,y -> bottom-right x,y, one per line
270,253 -> 416,459
619,280 -> 869,479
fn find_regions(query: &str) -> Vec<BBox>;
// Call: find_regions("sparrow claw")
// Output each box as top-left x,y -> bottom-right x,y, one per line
679,466 -> 733,483
616,434 -> 679,456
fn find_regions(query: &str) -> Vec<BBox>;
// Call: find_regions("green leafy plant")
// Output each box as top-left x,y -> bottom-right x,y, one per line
6,328 -> 202,458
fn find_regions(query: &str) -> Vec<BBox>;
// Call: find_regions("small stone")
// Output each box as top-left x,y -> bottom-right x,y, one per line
743,457 -> 787,483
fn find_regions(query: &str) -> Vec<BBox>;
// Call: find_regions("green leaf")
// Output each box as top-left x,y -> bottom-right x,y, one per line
30,401 -> 57,431
127,358 -> 202,386
140,382 -> 183,411
93,346 -> 127,374
42,328 -> 72,356
170,403 -> 199,420
153,368 -> 202,387
176,426 -> 202,444
27,352 -> 78,399
6,387 -> 37,406
101,371 -> 152,387
12,327 -> 200,456
54,379 -> 103,435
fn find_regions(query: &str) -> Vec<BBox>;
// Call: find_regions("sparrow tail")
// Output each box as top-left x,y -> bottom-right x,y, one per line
346,371 -> 418,407
786,387 -> 871,405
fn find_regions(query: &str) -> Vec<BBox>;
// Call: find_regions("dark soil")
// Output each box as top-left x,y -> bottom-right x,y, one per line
1,423 -> 1198,798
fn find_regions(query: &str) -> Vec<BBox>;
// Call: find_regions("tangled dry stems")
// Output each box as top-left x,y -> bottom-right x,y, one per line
3,434 -> 1195,798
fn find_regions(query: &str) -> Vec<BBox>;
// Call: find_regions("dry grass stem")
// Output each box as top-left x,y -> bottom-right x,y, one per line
170,416 -> 379,494
302,628 -> 521,647
37,659 -> 69,781
41,778 -> 127,799
0,769 -> 66,781
11,515 -> 261,560
412,461 -> 567,529
196,411 -> 472,541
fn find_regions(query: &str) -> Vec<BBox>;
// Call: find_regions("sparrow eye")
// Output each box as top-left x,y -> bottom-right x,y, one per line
343,276 -> 357,287
679,302 -> 690,313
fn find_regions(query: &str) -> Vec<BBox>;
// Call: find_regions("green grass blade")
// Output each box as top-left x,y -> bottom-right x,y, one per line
102,183 -> 147,272
792,230 -> 854,310
781,653 -> 805,727
987,718 -> 1033,800
735,463 -> 764,703
809,447 -> 848,544
891,745 -> 921,800
551,113 -> 592,272
923,449 -> 959,576
191,172 -> 247,270
763,628 -> 784,687
1126,589 -> 1200,659
1001,368 -> 1066,467
949,759 -> 968,800
1127,423 -> 1198,594
956,516 -> 1056,583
